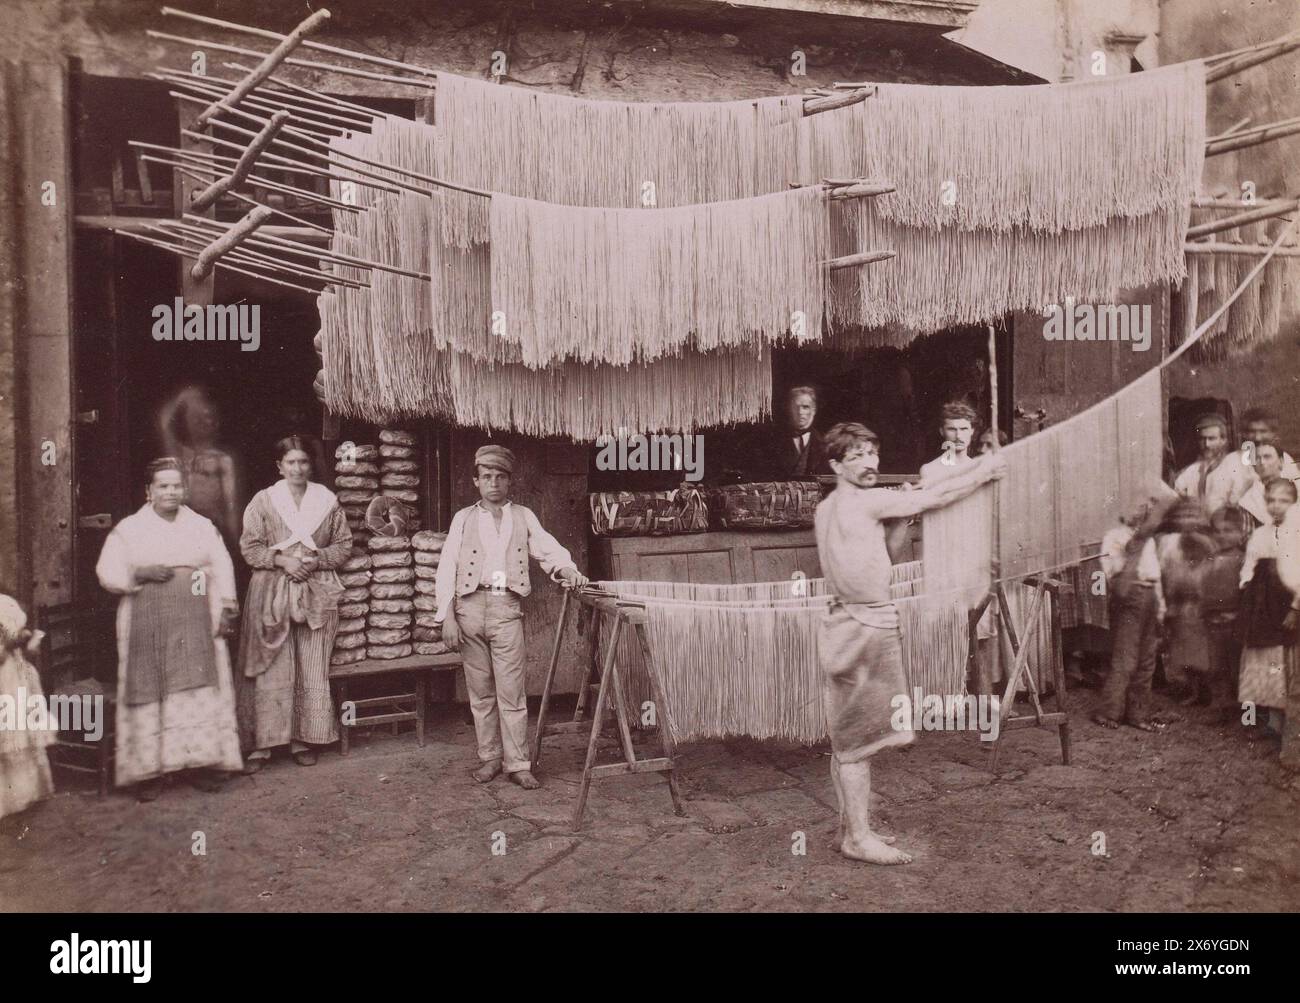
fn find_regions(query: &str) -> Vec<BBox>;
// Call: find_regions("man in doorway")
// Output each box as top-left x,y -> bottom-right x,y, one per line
436,445 -> 589,790
1173,413 -> 1256,514
919,402 -> 979,483
760,385 -> 827,480
816,422 -> 1005,864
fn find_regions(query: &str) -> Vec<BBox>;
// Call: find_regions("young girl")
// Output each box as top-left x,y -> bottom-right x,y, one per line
1238,478 -> 1298,742
0,592 -> 55,818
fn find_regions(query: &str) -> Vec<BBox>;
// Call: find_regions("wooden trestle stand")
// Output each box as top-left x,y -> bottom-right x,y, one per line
532,587 -> 684,830
978,324 -> 1071,772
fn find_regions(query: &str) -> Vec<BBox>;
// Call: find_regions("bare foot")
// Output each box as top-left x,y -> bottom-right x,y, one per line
471,760 -> 502,783
826,825 -> 895,850
840,833 -> 912,864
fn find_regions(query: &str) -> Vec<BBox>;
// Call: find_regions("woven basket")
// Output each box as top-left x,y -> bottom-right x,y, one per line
590,484 -> 708,537
707,480 -> 820,530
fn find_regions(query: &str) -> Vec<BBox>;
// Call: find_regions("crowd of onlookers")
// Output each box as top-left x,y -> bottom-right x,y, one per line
1094,407 -> 1299,770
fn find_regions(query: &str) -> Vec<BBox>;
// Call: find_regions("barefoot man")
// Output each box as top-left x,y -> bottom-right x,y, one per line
816,423 -> 1005,864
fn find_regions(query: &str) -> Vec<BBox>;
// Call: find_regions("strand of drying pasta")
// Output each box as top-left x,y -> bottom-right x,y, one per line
487,188 -> 829,368
832,202 -> 1188,336
923,367 -> 1164,589
796,60 -> 1206,234
433,71 -> 804,247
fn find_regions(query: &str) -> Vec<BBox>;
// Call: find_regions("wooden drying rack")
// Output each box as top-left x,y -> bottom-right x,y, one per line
532,587 -> 684,829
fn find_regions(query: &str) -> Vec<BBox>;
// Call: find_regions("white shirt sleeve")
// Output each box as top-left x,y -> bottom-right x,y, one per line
1100,525 -> 1131,580
95,527 -> 142,596
524,508 -> 576,577
433,509 -> 467,624
1173,464 -> 1197,498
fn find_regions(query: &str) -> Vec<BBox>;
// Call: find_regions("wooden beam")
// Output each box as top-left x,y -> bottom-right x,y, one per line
0,62 -> 21,596
193,9 -> 332,128
1185,197 -> 1299,238
803,87 -> 875,116
1185,242 -> 1300,257
1205,31 -> 1300,83
827,249 -> 896,270
1206,117 -> 1300,156
189,205 -> 276,280
76,214 -> 331,243
188,109 -> 289,211
17,62 -> 76,608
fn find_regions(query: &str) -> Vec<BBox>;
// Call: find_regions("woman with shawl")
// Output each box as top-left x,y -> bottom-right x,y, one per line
236,435 -> 351,770
96,458 -> 244,801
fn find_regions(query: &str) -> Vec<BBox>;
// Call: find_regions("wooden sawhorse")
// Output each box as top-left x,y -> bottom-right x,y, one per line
532,588 -> 683,829
974,576 -> 1071,772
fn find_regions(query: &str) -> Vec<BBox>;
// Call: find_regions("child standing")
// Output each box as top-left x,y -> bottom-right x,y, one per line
435,446 -> 589,789
1200,507 -> 1249,711
0,593 -> 55,819
1095,490 -> 1172,731
1156,499 -> 1218,705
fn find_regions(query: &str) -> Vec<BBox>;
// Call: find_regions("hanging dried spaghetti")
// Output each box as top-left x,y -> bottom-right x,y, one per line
432,71 -> 804,246
923,366 -> 1164,587
797,61 -> 1207,234
488,188 -> 829,367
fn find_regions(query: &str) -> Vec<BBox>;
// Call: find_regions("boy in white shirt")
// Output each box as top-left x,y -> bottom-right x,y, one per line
436,445 -> 589,789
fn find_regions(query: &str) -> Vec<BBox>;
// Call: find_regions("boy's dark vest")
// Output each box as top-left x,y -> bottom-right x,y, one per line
454,504 -> 532,597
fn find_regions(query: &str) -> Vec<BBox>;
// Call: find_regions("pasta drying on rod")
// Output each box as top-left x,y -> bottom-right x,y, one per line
796,60 -> 1207,234
432,70 -> 804,244
488,188 -> 830,368
923,366 -> 1165,589
594,566 -> 1055,745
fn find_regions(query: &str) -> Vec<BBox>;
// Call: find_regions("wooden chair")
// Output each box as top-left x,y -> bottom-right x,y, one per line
37,602 -> 117,797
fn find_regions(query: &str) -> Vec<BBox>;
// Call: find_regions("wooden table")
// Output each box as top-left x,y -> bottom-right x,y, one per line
328,652 -> 462,755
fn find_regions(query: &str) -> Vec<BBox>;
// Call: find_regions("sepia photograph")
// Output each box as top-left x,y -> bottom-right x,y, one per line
0,0 -> 1296,975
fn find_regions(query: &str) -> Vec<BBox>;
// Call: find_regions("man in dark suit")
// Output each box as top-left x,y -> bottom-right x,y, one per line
762,385 -> 828,480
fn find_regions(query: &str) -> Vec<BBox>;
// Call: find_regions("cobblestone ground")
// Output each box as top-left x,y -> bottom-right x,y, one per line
2,688 -> 1297,912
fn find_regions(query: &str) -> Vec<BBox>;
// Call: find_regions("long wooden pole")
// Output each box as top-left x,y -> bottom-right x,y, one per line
987,322 -> 1002,696
1185,197 -> 1299,238
1206,118 -> 1300,156
1205,31 -> 1300,83
161,5 -> 438,79
194,9 -> 332,127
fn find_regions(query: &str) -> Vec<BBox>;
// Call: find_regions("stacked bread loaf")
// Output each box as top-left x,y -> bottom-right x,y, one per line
411,530 -> 449,655
334,441 -> 381,550
379,430 -> 421,534
331,546 -> 372,666
332,441 -> 380,666
367,533 -> 414,659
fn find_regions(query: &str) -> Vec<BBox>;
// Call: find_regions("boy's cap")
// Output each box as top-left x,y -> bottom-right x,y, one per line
475,445 -> 515,474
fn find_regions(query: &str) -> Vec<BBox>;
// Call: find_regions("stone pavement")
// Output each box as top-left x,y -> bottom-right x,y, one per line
1,691 -> 1297,912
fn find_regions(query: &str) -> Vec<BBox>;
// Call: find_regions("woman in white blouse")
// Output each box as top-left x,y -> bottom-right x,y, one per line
96,457 -> 243,800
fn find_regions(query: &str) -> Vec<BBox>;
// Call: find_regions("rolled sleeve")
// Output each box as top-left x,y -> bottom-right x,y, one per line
433,510 -> 467,623
524,509 -> 575,577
